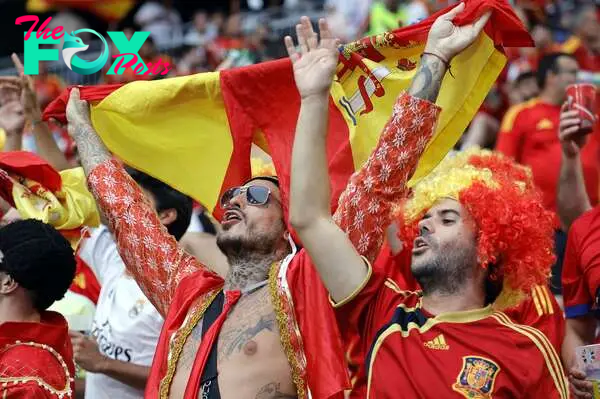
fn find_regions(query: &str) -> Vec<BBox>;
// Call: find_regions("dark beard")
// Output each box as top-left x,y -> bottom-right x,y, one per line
216,232 -> 277,260
216,219 -> 285,263
412,242 -> 477,296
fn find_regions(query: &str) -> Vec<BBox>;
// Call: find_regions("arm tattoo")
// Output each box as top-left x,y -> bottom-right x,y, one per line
218,312 -> 276,361
71,123 -> 112,176
255,382 -> 297,399
407,54 -> 447,103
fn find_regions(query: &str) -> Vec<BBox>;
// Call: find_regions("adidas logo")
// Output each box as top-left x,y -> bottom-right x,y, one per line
424,334 -> 449,350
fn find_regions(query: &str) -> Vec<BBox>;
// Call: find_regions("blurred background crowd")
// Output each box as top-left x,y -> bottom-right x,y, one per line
0,0 -> 597,158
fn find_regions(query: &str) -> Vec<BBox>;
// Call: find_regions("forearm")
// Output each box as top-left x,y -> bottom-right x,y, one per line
31,121 -> 71,170
290,93 -> 331,228
563,317 -> 596,369
407,54 -> 447,103
333,93 -> 441,262
98,358 -> 150,390
558,154 -> 591,230
70,122 -> 112,177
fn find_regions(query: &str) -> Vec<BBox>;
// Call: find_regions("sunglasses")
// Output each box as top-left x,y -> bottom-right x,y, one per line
219,185 -> 277,208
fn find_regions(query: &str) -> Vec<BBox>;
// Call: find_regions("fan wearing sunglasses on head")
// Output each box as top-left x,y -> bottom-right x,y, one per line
62,12 -> 456,399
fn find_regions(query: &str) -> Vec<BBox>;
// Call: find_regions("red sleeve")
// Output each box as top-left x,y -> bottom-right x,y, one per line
562,221 -> 592,318
333,260 -> 409,374
87,159 -> 220,317
524,342 -> 569,399
332,93 -> 441,263
504,285 -> 565,353
495,106 -> 525,161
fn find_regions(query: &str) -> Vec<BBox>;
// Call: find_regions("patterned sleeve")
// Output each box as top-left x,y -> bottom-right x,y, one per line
87,159 -> 221,316
332,93 -> 441,262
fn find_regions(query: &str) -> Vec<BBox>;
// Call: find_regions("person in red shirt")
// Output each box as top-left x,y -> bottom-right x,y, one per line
561,5 -> 600,83
0,219 -> 76,398
496,52 -> 599,294
556,100 -> 600,398
290,4 -> 567,397
496,52 -> 599,215
337,150 -> 566,399
294,129 -> 568,397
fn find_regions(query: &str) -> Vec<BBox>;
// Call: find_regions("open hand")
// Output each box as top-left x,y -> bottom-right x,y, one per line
285,17 -> 339,100
70,331 -> 107,373
559,102 -> 589,158
424,3 -> 491,63
0,54 -> 43,123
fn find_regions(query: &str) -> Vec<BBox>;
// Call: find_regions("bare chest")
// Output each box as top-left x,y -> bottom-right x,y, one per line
217,287 -> 278,363
168,287 -> 296,399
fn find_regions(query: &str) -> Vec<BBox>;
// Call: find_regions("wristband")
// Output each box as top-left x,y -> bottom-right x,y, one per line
422,52 -> 454,78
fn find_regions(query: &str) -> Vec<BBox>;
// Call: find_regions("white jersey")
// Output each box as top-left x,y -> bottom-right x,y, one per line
79,226 -> 163,399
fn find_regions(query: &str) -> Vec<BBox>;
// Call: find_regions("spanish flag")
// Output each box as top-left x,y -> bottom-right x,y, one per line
0,151 -> 100,247
44,0 -> 532,220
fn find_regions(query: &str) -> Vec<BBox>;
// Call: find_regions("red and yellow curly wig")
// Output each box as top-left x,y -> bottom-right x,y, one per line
398,148 -> 555,308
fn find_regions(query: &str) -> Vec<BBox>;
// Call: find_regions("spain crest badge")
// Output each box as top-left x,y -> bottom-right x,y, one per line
452,356 -> 501,398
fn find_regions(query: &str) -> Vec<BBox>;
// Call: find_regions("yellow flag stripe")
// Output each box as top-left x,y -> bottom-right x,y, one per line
92,73 -> 233,211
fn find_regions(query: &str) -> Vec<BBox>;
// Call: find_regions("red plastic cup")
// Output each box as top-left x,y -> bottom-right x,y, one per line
566,83 -> 597,134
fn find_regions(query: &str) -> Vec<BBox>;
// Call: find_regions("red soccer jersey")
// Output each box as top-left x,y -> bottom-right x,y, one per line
562,206 -> 600,318
346,249 -> 565,399
337,268 -> 569,398
495,99 -> 600,214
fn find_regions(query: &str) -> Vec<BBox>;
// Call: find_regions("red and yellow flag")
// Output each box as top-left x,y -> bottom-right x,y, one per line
0,151 -> 100,247
44,0 -> 532,220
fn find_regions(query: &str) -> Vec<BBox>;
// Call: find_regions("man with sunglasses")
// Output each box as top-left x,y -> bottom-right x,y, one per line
63,13 -> 451,399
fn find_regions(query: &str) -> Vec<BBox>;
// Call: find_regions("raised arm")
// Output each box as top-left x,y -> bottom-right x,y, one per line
65,89 -> 221,315
557,103 -> 592,230
0,55 -> 71,170
290,5 -> 490,303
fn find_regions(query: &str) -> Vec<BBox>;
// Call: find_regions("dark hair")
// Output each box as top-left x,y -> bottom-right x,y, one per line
0,220 -> 75,311
245,176 -> 280,188
537,52 -> 576,89
515,71 -> 536,85
125,167 -> 193,241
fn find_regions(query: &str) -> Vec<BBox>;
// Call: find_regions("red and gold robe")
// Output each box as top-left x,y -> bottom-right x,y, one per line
86,93 -> 440,399
0,311 -> 75,398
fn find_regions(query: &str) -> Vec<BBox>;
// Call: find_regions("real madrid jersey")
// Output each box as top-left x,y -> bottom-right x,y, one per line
78,226 -> 164,399
334,267 -> 569,399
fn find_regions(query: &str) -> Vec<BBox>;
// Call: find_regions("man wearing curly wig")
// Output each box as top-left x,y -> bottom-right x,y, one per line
334,149 -> 568,398
292,101 -> 570,398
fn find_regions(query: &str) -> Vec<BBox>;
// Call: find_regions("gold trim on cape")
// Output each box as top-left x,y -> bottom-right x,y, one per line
0,341 -> 73,398
159,289 -> 221,399
269,261 -> 308,398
